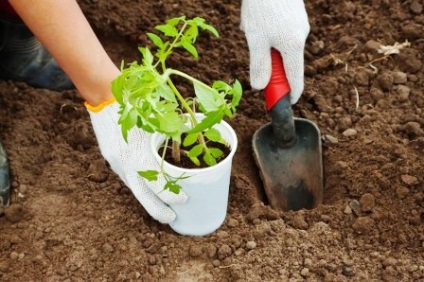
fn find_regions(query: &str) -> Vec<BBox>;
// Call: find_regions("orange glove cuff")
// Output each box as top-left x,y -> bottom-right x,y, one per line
85,97 -> 116,112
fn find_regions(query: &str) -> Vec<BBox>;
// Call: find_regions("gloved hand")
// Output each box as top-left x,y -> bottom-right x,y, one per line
86,98 -> 188,223
240,0 -> 310,104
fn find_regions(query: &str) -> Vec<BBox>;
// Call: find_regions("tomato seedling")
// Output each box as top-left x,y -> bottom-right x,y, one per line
112,16 -> 242,193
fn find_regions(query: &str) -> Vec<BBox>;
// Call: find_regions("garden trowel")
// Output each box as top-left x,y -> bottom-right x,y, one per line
252,49 -> 323,211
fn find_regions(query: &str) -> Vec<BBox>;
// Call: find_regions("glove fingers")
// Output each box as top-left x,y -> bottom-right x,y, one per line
126,174 -> 178,224
274,47 -> 305,105
244,33 -> 272,90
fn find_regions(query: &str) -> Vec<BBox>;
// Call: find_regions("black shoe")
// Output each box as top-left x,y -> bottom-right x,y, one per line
0,13 -> 74,91
0,141 -> 10,209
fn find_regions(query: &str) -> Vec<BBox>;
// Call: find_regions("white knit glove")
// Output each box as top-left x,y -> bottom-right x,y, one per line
86,99 -> 188,223
240,0 -> 310,104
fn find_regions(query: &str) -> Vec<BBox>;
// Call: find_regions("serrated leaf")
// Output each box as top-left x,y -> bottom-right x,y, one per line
156,111 -> 181,134
138,170 -> 159,181
193,81 -> 223,112
138,47 -> 154,66
156,83 -> 177,103
156,24 -> 178,37
184,24 -> 199,42
165,181 -> 181,194
181,39 -> 198,58
166,16 -> 185,27
147,33 -> 164,48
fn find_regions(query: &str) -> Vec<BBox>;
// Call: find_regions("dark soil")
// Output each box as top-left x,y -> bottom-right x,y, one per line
160,137 -> 232,169
0,0 -> 423,281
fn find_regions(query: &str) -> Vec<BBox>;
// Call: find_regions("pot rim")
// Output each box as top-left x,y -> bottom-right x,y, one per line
150,118 -> 238,174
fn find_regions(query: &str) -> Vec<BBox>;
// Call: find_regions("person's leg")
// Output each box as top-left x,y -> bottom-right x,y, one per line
0,141 -> 10,210
0,8 -> 73,90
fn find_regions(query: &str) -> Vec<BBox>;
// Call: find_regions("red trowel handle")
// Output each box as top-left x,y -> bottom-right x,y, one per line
264,49 -> 291,111
264,49 -> 297,148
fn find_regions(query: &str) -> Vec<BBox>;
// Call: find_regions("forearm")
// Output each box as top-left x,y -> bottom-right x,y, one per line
9,0 -> 119,106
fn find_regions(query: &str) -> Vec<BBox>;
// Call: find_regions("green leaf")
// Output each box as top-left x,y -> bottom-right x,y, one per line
203,151 -> 217,166
209,147 -> 224,158
166,16 -> 185,27
156,111 -> 182,134
187,144 -> 203,158
189,157 -> 200,166
183,133 -> 199,147
147,33 -> 164,48
189,110 -> 224,133
181,39 -> 198,58
231,80 -> 243,109
138,170 -> 159,181
202,25 -> 219,38
193,81 -> 223,112
165,181 -> 181,194
184,24 -> 199,42
156,83 -> 177,103
156,24 -> 178,37
212,80 -> 232,92
204,128 -> 224,143
138,47 -> 154,66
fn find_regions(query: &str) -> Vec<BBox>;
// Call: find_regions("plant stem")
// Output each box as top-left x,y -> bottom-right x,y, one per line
172,140 -> 181,163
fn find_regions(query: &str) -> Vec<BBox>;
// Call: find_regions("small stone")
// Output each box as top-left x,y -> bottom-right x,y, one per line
304,258 -> 313,268
102,243 -> 114,253
234,248 -> 245,256
188,245 -> 203,257
363,40 -> 381,52
87,159 -> 109,183
289,213 -> 309,229
337,117 -> 353,131
350,200 -> 362,216
342,266 -> 355,276
9,252 -> 19,260
344,205 -> 352,214
410,1 -> 423,14
246,241 -> 257,250
212,260 -> 221,267
392,71 -> 408,84
342,128 -> 357,137
396,85 -> 410,102
352,217 -> 374,234
401,174 -> 419,186
300,268 -> 309,277
360,193 -> 375,212
396,186 -> 410,199
217,244 -> 232,260
378,72 -> 394,91
216,230 -> 229,239
135,272 -> 141,279
226,218 -> 239,228
323,134 -> 338,143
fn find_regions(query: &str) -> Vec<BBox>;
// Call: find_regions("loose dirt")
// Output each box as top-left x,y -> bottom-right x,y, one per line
0,0 -> 423,281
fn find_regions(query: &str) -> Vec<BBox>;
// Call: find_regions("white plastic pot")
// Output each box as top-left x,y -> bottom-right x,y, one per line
150,115 -> 238,236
